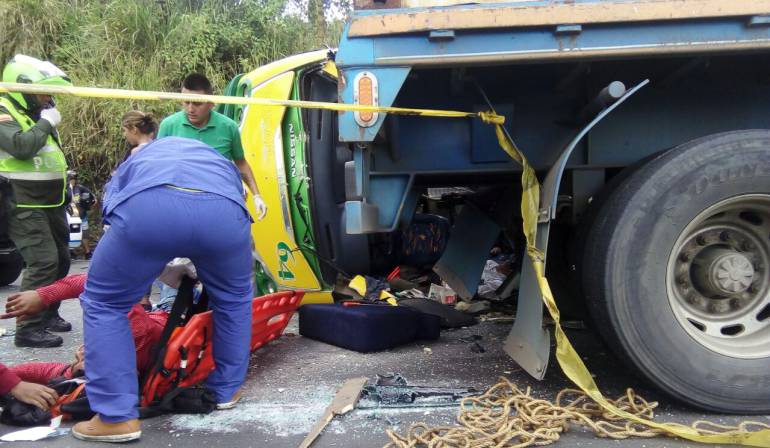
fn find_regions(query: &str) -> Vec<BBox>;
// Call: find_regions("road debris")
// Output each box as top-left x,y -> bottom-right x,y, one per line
298,377 -> 368,448
384,377 -> 770,448
359,374 -> 479,409
0,416 -> 67,442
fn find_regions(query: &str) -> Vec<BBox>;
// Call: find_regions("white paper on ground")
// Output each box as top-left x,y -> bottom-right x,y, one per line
0,415 -> 64,441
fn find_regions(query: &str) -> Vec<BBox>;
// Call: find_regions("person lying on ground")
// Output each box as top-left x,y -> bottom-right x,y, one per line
2,258 -> 198,387
0,362 -> 59,411
6,344 -> 83,385
3,273 -> 171,375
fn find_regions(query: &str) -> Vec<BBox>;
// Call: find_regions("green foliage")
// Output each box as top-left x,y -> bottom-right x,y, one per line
0,0 -> 344,191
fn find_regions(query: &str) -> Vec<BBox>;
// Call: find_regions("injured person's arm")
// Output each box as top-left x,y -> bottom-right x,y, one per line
38,273 -> 88,306
2,274 -> 87,319
0,363 -> 59,411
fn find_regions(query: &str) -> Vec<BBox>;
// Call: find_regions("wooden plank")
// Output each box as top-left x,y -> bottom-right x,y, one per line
349,0 -> 770,37
298,377 -> 368,448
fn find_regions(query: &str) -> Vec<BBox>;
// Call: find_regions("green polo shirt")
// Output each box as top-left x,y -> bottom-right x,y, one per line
157,110 -> 244,161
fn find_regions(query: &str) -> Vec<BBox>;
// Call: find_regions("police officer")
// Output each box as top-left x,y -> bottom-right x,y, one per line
0,55 -> 73,347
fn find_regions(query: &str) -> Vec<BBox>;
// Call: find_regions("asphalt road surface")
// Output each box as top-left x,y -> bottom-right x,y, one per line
1,261 -> 767,447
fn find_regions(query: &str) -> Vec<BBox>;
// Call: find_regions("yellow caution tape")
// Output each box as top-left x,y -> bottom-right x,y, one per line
484,115 -> 770,447
0,82 -> 488,120
2,81 -> 767,445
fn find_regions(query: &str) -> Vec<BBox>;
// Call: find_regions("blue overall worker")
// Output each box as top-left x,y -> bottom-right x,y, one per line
72,137 -> 255,442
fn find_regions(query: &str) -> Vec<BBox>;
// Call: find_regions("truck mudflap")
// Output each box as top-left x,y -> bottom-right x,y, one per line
504,79 -> 650,380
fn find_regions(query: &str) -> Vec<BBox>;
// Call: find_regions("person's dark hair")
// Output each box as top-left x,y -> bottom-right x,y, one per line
121,110 -> 158,137
182,73 -> 213,94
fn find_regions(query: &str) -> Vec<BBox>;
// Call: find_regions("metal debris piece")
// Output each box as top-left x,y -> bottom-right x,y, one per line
359,374 -> 479,409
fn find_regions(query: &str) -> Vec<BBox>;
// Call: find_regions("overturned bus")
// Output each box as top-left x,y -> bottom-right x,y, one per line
227,0 -> 770,413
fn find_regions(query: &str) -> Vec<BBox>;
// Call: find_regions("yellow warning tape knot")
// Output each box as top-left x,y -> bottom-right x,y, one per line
479,111 -> 505,125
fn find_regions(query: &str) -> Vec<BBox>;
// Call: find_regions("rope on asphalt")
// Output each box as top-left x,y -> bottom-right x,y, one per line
383,377 -> 770,448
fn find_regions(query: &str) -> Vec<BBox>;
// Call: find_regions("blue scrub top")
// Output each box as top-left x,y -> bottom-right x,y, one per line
103,137 -> 248,218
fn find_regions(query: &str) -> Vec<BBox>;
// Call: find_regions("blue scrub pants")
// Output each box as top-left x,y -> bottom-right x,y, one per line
80,186 -> 253,423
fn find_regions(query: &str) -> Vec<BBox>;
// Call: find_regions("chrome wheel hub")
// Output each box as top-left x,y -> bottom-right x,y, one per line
667,195 -> 770,359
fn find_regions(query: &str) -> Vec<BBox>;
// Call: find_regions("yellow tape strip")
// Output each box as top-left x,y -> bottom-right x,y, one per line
484,117 -> 770,447
0,82 -> 486,120
2,81 -> 766,445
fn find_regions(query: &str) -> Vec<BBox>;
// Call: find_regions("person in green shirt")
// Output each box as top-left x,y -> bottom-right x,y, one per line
157,74 -> 266,219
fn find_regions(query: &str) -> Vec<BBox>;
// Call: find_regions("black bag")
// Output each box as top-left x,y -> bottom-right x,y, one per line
139,385 -> 217,419
60,396 -> 95,421
0,397 -> 51,427
49,375 -> 85,395
164,386 -> 217,414
49,376 -> 94,422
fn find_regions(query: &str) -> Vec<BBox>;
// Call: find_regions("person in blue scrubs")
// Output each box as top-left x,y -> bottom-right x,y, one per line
72,137 -> 255,443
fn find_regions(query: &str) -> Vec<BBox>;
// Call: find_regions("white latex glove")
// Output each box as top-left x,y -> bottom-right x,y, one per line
39,107 -> 62,127
252,194 -> 267,221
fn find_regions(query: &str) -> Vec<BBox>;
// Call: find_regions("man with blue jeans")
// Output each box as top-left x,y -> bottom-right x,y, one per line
72,137 -> 254,443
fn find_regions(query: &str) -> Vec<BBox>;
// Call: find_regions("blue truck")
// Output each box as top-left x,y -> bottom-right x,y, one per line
229,0 -> 770,413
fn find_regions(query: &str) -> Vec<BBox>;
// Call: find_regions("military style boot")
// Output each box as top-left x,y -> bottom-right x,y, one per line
14,327 -> 63,348
45,314 -> 72,332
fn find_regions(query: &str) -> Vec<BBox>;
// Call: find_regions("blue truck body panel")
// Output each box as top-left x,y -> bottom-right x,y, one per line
336,2 -> 770,233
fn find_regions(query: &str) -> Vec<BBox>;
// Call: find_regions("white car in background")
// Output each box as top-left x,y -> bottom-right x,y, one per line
68,212 -> 82,249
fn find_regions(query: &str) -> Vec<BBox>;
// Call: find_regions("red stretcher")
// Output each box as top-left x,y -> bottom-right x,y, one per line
140,291 -> 303,407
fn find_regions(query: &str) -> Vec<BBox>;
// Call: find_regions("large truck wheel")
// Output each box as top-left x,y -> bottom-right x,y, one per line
567,150 -> 669,321
0,248 -> 23,286
583,130 -> 770,413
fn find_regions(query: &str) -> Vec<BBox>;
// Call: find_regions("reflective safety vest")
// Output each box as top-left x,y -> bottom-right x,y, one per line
0,96 -> 67,207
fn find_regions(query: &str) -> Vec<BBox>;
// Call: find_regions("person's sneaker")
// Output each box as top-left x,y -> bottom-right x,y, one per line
72,415 -> 141,443
45,315 -> 72,332
216,389 -> 242,410
14,328 -> 63,348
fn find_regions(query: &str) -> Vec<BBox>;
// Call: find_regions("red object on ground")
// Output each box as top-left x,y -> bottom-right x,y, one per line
34,273 -> 167,375
386,266 -> 401,282
50,383 -> 86,419
129,305 -> 168,373
140,291 -> 304,407
0,363 -> 22,395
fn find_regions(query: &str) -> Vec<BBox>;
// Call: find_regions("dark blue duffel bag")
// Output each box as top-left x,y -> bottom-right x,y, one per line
299,304 -> 440,353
